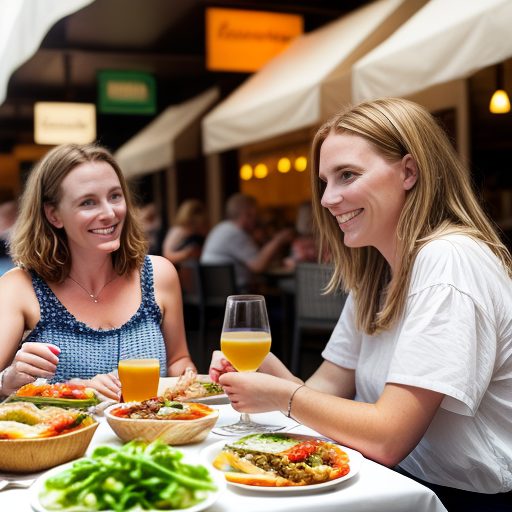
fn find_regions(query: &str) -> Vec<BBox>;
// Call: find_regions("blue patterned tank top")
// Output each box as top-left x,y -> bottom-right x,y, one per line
24,256 -> 167,382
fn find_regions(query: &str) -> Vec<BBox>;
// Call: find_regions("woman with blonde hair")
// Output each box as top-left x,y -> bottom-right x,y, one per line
0,143 -> 195,400
162,199 -> 208,264
209,98 -> 512,510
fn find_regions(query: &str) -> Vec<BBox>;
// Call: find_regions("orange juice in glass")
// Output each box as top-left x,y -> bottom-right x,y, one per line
221,331 -> 271,372
214,295 -> 283,435
118,358 -> 160,402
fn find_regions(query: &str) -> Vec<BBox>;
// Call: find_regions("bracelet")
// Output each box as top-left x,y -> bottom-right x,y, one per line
287,384 -> 305,418
0,367 -> 9,397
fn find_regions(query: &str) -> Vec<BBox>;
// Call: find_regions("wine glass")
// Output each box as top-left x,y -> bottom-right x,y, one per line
214,294 -> 285,435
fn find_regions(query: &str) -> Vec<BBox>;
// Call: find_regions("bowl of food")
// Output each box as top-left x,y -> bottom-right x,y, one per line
0,402 -> 98,473
105,398 -> 219,445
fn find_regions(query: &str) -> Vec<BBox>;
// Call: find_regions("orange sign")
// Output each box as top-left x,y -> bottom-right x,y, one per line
206,8 -> 303,73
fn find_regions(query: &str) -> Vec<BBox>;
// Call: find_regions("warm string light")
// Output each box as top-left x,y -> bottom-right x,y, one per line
239,155 -> 308,180
489,63 -> 510,114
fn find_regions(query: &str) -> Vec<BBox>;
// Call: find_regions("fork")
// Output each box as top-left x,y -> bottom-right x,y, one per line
0,478 -> 36,492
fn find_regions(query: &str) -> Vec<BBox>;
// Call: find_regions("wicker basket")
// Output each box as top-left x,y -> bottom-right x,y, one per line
104,403 -> 219,445
0,422 -> 98,473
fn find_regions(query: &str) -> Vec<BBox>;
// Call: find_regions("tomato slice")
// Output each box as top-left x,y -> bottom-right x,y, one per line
285,440 -> 321,462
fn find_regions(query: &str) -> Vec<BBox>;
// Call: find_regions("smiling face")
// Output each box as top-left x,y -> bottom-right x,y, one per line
44,160 -> 127,256
318,131 -> 417,267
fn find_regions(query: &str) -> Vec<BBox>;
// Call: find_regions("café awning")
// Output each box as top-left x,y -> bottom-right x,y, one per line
353,0 -> 512,102
0,0 -> 93,105
115,88 -> 219,179
202,0 -> 424,155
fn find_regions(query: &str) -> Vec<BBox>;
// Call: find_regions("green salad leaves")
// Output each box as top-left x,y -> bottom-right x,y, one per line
39,440 -> 217,511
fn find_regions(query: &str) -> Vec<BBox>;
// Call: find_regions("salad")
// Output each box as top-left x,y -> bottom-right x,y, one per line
39,440 -> 218,511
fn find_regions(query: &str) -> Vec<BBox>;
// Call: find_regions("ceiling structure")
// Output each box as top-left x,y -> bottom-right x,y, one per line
0,0 -> 371,153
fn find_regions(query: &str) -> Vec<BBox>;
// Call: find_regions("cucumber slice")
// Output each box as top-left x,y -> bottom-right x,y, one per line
11,396 -> 99,408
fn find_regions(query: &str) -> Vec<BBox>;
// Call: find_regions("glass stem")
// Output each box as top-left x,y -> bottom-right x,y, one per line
240,413 -> 251,424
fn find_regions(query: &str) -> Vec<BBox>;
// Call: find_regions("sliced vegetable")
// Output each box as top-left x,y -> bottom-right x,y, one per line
11,396 -> 99,408
39,440 -> 217,511
13,382 -> 99,409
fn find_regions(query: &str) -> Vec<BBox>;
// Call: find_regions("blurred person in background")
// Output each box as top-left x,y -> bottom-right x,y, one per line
0,143 -> 195,401
284,201 -> 320,269
137,202 -> 162,255
210,98 -> 512,511
0,199 -> 17,275
162,199 -> 208,265
201,193 -> 294,292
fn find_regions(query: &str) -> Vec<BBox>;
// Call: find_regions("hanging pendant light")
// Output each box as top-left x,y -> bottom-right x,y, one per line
489,63 -> 510,114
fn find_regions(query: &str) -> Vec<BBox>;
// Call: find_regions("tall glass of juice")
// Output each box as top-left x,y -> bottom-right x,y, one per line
215,295 -> 283,435
118,358 -> 160,402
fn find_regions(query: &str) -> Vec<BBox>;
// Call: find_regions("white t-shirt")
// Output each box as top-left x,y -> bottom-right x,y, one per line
322,234 -> 512,493
200,220 -> 259,290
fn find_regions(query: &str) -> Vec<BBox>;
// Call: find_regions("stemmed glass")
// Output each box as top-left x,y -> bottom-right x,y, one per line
214,295 -> 284,435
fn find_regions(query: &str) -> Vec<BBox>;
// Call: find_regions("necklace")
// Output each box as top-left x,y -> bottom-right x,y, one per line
68,274 -> 119,303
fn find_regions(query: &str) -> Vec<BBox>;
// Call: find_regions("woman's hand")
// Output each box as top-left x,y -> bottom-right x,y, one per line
1,342 -> 60,395
78,372 -> 121,401
219,371 -> 297,414
209,350 -> 237,383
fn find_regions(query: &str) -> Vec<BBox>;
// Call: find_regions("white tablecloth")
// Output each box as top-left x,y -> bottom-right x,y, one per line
0,404 -> 447,511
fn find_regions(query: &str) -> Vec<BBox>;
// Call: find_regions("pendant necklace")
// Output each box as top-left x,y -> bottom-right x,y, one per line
68,274 -> 119,303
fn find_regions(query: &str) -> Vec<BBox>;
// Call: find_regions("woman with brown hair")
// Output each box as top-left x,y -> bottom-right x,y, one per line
210,98 -> 512,510
0,143 -> 195,400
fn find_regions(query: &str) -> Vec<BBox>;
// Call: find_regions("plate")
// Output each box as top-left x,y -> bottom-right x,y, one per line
158,375 -> 229,405
201,433 -> 363,493
30,455 -> 226,512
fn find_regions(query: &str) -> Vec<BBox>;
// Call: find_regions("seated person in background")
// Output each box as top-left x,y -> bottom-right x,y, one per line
284,202 -> 319,269
137,202 -> 162,255
201,193 -> 293,292
162,199 -> 208,265
0,199 -> 17,275
210,98 -> 512,511
0,143 -> 196,400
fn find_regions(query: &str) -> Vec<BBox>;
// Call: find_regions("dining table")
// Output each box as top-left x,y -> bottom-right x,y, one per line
0,401 -> 448,512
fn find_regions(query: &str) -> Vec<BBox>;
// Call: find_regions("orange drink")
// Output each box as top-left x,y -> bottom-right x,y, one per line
118,359 -> 160,402
221,331 -> 271,372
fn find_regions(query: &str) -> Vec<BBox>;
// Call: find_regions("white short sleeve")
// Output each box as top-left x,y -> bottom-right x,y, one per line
321,294 -> 362,369
388,283 -> 495,416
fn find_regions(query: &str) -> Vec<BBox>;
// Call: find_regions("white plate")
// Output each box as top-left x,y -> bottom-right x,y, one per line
30,454 -> 226,512
158,375 -> 229,405
201,433 -> 363,493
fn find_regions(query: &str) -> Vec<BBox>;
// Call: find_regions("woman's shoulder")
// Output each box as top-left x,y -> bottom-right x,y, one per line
411,233 -> 510,294
0,267 -> 37,308
417,233 -> 496,264
0,266 -> 33,287
147,255 -> 178,282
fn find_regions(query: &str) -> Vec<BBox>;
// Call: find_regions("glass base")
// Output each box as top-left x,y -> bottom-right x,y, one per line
213,414 -> 285,436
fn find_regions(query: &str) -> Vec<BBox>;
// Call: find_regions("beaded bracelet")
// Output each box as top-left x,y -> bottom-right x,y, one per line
286,384 -> 305,418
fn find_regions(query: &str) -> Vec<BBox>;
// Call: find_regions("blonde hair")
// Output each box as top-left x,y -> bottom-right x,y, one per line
10,143 -> 147,282
311,97 -> 512,335
174,199 -> 207,230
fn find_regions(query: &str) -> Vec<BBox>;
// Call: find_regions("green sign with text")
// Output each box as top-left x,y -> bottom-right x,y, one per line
98,70 -> 156,114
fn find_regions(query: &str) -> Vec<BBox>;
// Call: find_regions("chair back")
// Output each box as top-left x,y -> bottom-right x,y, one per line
177,260 -> 202,307
199,263 -> 238,309
295,262 -> 346,324
291,262 -> 346,374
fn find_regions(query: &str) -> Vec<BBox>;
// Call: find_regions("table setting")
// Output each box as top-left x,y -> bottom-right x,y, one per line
1,402 -> 448,512
0,295 -> 447,511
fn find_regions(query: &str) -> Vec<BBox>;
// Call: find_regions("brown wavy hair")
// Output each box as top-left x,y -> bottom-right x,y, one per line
311,97 -> 512,335
10,143 -> 148,282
